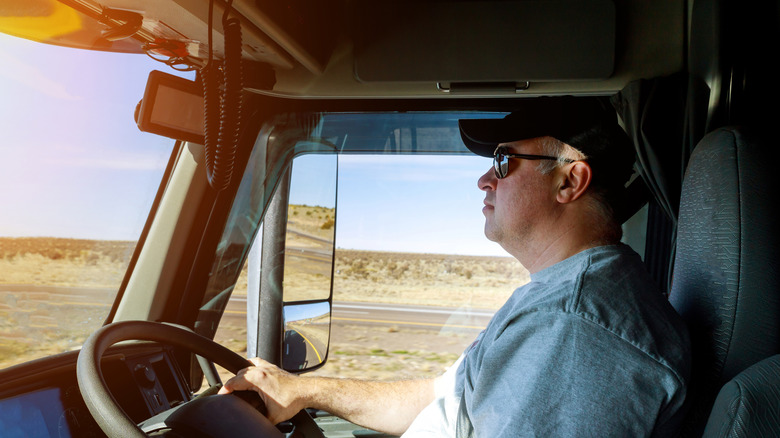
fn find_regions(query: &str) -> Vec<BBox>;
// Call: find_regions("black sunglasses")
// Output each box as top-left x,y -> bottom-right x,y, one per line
492,146 -> 574,179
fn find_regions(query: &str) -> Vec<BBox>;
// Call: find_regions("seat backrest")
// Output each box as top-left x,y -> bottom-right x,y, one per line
669,126 -> 780,436
702,354 -> 780,437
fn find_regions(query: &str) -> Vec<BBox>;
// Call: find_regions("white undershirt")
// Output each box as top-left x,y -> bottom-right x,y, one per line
402,354 -> 465,437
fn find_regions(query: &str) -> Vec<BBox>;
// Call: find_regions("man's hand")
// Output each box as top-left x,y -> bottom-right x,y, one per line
219,358 -> 436,435
218,357 -> 308,424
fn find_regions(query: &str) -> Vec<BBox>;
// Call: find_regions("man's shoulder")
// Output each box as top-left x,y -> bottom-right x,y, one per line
577,245 -> 690,371
506,244 -> 649,313
497,244 -> 690,380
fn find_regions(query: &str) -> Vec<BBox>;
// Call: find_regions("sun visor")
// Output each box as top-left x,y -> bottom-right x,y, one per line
0,1 -> 146,53
352,0 -> 615,83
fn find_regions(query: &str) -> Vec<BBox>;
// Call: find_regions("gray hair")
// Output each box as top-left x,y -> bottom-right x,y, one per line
534,137 -> 622,241
536,137 -> 587,174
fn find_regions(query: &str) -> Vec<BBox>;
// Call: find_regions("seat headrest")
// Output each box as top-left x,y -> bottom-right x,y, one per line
669,126 -> 780,435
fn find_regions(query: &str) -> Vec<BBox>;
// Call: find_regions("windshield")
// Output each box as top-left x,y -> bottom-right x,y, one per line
0,33 -> 188,368
196,111 -> 508,340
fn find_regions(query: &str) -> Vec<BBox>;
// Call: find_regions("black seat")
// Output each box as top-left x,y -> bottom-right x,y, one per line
702,354 -> 780,436
668,126 -> 780,436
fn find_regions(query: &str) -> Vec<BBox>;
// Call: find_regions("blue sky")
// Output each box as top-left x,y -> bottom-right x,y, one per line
0,32 -> 186,240
0,32 -> 507,257
289,154 -> 504,256
335,155 -> 502,256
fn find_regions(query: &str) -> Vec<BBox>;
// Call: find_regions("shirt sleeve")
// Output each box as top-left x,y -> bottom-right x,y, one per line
434,353 -> 465,398
402,354 -> 465,437
464,311 -> 683,437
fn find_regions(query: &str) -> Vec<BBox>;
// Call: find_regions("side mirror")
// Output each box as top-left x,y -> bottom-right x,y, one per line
282,301 -> 331,371
247,153 -> 337,373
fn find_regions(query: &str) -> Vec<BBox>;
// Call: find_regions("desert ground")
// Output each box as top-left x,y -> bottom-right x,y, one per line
1,205 -> 529,380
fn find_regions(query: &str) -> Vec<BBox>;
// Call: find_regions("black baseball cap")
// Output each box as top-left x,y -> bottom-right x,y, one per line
459,96 -> 636,190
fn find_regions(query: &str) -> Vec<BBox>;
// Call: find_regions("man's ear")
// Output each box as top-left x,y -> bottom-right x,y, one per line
556,161 -> 592,204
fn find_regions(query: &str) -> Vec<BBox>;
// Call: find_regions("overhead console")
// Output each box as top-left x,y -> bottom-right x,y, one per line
1,0 -> 684,97
352,0 -> 616,85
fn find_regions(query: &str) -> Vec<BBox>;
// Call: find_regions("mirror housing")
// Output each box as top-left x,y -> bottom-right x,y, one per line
247,152 -> 337,373
282,301 -> 331,371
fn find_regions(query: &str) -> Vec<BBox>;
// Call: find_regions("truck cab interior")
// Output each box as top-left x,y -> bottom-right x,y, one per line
0,0 -> 778,437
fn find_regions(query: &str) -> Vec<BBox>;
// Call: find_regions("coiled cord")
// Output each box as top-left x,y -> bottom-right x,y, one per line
200,1 -> 243,192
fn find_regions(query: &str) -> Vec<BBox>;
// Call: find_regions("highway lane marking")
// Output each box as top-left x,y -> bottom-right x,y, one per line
332,317 -> 485,330
24,299 -> 488,326
223,310 -> 484,329
334,303 -> 495,317
229,297 -> 494,317
52,301 -> 111,307
289,329 -> 323,363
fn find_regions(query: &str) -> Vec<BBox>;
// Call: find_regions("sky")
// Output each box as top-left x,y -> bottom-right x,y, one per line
0,32 -> 507,257
335,155 -> 502,256
0,32 -> 185,240
289,153 -> 504,256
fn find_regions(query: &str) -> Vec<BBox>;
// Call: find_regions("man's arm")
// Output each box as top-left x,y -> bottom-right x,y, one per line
218,357 -> 435,435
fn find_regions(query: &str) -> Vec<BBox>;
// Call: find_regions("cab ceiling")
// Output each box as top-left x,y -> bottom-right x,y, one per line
92,0 -> 685,98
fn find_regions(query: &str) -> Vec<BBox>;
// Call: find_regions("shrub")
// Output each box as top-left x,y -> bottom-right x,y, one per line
321,218 -> 335,230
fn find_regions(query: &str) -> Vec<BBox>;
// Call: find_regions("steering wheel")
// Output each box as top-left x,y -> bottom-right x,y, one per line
76,320 -> 324,438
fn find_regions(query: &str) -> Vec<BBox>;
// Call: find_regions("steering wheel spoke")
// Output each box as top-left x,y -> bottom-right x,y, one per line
76,320 -> 322,438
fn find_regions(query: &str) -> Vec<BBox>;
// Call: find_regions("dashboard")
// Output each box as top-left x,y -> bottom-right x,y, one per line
0,344 -> 193,437
0,387 -> 77,437
0,343 -> 385,438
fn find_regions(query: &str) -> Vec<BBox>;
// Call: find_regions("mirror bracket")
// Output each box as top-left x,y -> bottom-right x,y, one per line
100,8 -> 143,41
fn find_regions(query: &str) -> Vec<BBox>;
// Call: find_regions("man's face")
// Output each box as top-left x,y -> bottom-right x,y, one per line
478,137 -> 559,253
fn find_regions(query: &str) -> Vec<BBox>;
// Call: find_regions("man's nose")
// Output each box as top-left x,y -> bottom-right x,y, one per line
478,166 -> 496,191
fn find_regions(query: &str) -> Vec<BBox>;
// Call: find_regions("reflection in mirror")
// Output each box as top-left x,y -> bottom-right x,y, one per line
282,301 -> 331,371
283,154 -> 337,302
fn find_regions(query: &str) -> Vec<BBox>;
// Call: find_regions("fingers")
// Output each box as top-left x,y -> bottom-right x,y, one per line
217,357 -> 272,395
218,373 -> 246,394
215,358 -> 306,424
217,381 -> 234,394
218,362 -> 254,394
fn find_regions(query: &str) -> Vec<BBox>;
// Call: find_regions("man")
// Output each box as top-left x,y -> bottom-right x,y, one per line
220,97 -> 691,436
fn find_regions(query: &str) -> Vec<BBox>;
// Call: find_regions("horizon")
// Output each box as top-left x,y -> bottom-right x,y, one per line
1,32 -> 506,258
0,235 -> 515,260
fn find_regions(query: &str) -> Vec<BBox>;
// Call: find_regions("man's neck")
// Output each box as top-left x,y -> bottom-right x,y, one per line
510,216 -> 617,274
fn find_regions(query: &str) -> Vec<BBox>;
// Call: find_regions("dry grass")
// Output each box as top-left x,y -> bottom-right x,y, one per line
234,248 -> 526,310
333,250 -> 526,310
237,204 -> 529,310
1,237 -> 136,368
1,215 -> 528,377
212,321 -> 468,382
287,204 -> 336,242
0,237 -> 134,287
0,237 -> 135,263
1,236 -> 527,310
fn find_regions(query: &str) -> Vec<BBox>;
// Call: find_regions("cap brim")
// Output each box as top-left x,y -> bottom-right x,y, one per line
458,96 -> 616,157
458,118 -> 512,157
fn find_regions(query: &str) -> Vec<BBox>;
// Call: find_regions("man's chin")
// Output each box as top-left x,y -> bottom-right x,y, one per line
483,225 -> 499,243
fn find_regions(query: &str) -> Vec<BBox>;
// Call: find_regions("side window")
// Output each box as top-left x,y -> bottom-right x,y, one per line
311,154 -> 528,380
212,154 -> 337,378
0,33 -> 179,369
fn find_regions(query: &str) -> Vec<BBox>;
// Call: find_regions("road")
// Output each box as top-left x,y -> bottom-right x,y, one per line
223,296 -> 492,331
1,285 -> 493,332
